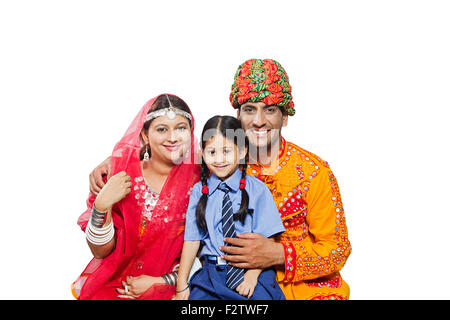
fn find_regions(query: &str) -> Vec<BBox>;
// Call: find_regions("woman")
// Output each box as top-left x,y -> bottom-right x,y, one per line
72,94 -> 200,300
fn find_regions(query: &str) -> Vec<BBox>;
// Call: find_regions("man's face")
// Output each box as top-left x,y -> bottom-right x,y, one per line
237,102 -> 288,150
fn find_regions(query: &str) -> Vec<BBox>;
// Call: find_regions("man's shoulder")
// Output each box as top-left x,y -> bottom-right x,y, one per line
284,140 -> 331,170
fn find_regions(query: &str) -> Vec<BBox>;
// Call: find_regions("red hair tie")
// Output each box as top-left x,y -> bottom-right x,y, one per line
201,185 -> 209,194
239,179 -> 246,190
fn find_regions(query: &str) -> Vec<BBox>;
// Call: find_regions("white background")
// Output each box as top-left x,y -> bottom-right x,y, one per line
0,0 -> 449,299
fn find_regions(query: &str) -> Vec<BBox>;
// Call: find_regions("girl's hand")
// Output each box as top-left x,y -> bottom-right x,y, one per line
94,171 -> 131,211
235,272 -> 258,298
172,288 -> 190,300
172,282 -> 190,300
117,275 -> 163,299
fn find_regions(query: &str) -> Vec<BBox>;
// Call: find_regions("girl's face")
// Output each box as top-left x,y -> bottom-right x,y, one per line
203,134 -> 246,181
141,114 -> 191,165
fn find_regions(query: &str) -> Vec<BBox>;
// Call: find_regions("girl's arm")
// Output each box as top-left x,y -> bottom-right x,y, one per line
235,268 -> 262,298
172,240 -> 201,300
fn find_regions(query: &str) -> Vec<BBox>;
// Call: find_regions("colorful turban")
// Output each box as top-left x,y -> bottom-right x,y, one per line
230,59 -> 295,116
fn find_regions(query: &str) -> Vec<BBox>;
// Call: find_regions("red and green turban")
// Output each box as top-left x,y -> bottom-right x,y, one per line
230,59 -> 295,116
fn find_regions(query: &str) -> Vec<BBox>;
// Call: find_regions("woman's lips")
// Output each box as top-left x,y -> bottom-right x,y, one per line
164,144 -> 181,151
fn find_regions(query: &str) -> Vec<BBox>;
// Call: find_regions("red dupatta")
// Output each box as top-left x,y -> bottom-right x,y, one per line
72,95 -> 200,300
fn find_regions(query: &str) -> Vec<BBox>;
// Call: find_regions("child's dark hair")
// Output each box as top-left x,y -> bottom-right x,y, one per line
196,116 -> 249,230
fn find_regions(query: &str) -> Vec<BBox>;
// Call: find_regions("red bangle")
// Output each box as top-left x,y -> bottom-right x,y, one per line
201,185 -> 209,194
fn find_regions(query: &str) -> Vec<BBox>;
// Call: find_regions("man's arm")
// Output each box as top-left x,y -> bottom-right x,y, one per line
220,233 -> 284,269
89,156 -> 111,195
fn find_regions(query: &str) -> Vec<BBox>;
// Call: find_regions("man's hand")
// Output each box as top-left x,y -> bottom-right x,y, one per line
89,157 -> 111,195
219,233 -> 285,269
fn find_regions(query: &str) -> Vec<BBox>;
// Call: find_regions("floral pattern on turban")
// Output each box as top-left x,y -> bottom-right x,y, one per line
230,59 -> 295,116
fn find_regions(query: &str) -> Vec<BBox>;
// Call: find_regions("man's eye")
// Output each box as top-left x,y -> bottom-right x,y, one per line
243,108 -> 255,113
266,108 -> 276,113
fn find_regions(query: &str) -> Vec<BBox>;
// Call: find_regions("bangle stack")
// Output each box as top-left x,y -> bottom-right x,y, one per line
85,207 -> 115,245
161,271 -> 178,286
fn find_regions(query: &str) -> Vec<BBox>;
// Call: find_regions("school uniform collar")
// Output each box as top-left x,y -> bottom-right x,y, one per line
208,168 -> 242,195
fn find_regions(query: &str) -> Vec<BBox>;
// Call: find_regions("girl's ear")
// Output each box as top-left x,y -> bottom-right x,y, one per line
238,145 -> 248,163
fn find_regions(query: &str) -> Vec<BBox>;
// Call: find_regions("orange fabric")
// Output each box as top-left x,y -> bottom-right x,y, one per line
247,138 -> 351,300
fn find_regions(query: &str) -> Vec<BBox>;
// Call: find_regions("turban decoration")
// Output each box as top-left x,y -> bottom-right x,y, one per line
230,59 -> 295,116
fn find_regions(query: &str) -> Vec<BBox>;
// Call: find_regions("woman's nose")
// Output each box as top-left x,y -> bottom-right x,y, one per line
168,129 -> 179,143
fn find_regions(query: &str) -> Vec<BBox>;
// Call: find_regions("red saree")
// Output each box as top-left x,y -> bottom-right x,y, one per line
72,95 -> 200,300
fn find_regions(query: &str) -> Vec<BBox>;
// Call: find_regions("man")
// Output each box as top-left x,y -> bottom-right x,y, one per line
222,59 -> 351,300
88,59 -> 351,300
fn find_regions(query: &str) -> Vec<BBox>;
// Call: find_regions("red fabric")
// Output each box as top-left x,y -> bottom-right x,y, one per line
72,95 -> 200,300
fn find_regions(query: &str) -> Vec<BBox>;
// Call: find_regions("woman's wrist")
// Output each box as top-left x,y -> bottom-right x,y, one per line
93,200 -> 109,213
161,271 -> 178,286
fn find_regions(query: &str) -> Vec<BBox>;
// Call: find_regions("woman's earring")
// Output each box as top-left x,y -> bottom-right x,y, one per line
144,145 -> 150,161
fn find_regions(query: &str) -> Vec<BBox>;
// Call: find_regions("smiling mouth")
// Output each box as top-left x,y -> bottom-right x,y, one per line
164,145 -> 181,151
251,129 -> 271,137
212,164 -> 229,170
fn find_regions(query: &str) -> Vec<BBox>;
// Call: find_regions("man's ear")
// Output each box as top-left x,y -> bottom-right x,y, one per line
236,107 -> 240,120
282,114 -> 288,127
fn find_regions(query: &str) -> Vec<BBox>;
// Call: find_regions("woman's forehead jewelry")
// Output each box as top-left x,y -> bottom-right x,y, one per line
145,96 -> 192,122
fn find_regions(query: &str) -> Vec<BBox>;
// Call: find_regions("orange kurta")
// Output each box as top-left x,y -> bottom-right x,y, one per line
247,138 -> 352,300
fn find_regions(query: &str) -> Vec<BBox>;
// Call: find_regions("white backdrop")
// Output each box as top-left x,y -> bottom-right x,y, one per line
1,0 -> 449,299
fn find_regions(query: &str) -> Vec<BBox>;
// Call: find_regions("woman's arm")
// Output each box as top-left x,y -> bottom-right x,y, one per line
172,240 -> 200,300
85,171 -> 131,259
86,207 -> 116,259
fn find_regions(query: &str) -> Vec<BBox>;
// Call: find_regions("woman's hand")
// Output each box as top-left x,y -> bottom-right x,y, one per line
117,275 -> 164,299
94,171 -> 131,212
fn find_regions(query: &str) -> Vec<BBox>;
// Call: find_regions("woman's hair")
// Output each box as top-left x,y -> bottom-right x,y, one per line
195,115 -> 250,230
140,94 -> 192,160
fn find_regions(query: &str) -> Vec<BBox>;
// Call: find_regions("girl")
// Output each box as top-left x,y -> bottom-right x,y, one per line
173,116 -> 286,300
72,94 -> 200,300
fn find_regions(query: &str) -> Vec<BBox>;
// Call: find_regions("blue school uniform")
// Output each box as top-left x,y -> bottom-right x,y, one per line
184,168 -> 286,300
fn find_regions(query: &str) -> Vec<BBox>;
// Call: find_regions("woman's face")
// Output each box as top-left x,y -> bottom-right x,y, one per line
202,134 -> 246,181
142,114 -> 191,164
